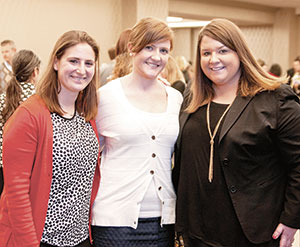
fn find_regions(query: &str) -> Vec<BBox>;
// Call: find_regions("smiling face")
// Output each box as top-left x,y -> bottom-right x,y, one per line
200,35 -> 241,92
54,43 -> 95,96
131,39 -> 170,80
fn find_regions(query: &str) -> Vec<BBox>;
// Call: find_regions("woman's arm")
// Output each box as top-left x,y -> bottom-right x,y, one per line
275,86 -> 300,235
3,106 -> 39,246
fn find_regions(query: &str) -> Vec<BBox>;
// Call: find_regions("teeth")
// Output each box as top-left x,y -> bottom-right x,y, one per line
71,76 -> 86,81
211,67 -> 224,71
146,62 -> 159,68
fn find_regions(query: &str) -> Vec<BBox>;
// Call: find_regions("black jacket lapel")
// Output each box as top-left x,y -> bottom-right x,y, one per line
219,95 -> 252,143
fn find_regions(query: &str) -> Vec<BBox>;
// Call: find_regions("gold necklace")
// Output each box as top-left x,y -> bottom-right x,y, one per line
206,101 -> 233,182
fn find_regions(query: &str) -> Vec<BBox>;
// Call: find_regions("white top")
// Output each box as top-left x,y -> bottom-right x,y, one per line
91,78 -> 183,228
4,61 -> 12,72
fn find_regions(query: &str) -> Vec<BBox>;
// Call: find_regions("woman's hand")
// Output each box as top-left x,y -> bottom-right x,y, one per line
272,223 -> 297,247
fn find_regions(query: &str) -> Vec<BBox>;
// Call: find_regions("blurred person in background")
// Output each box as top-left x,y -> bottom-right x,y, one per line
269,63 -> 282,77
0,40 -> 17,94
161,55 -> 186,95
0,49 -> 40,196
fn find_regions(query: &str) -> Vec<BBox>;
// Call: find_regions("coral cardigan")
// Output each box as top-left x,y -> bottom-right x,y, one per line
0,95 -> 101,247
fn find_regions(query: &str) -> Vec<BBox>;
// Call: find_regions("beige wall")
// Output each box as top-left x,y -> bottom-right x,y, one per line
2,0 -> 299,73
169,1 -> 300,73
0,0 -> 122,70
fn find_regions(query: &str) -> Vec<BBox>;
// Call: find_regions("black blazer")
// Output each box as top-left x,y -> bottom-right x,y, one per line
173,84 -> 300,244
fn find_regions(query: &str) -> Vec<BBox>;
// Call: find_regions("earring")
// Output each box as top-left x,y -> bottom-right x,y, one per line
129,52 -> 133,56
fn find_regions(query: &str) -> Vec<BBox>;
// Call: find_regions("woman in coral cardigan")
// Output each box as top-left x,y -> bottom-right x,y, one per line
0,30 -> 101,247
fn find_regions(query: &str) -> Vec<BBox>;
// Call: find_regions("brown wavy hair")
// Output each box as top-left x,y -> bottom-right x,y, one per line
2,49 -> 40,122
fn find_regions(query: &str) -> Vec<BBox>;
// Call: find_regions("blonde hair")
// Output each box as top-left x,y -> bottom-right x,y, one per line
175,56 -> 190,72
162,56 -> 185,85
129,17 -> 174,53
36,30 -> 100,121
109,52 -> 132,81
187,18 -> 287,113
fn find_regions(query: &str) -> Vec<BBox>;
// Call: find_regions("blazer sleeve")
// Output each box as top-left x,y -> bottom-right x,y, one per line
2,106 -> 40,246
275,85 -> 300,228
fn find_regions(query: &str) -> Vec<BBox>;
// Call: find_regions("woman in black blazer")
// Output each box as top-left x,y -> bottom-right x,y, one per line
173,18 -> 300,247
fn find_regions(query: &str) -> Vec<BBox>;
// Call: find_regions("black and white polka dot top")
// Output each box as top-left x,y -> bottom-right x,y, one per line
41,111 -> 99,247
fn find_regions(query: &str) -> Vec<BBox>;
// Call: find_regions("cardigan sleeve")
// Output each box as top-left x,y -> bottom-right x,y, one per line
275,85 -> 300,228
2,106 -> 40,246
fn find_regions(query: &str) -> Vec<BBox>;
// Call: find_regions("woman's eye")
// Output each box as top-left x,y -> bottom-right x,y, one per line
202,51 -> 210,56
69,59 -> 78,64
85,61 -> 94,67
145,46 -> 153,51
160,49 -> 169,55
219,49 -> 229,54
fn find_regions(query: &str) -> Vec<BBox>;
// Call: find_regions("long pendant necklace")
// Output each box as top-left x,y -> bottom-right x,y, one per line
206,101 -> 233,182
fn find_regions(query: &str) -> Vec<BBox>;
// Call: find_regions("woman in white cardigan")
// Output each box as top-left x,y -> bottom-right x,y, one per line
91,17 -> 183,246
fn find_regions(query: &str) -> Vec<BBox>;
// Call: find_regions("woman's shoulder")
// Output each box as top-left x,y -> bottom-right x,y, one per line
275,83 -> 298,98
98,78 -> 120,91
19,95 -> 48,114
256,83 -> 298,100
97,78 -> 124,107
97,78 -> 121,98
166,83 -> 183,103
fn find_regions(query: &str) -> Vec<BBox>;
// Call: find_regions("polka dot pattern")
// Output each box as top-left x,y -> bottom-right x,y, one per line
41,112 -> 99,246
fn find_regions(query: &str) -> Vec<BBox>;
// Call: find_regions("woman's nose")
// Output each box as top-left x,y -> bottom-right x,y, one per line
151,49 -> 161,61
209,52 -> 220,63
76,63 -> 86,74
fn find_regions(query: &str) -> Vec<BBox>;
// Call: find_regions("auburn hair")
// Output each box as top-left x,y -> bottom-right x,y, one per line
129,17 -> 174,53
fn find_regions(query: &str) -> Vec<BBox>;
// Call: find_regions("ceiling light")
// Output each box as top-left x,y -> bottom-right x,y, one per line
166,16 -> 183,22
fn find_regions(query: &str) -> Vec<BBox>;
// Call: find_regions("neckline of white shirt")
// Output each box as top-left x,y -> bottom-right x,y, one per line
118,78 -> 170,116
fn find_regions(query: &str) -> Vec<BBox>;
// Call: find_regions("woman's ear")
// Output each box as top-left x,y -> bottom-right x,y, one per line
127,43 -> 134,55
53,57 -> 58,71
34,67 -> 39,76
30,67 -> 40,85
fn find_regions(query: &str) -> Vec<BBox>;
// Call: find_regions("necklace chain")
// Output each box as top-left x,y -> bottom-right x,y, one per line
206,101 -> 233,182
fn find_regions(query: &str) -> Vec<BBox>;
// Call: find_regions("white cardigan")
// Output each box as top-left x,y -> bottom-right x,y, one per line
91,78 -> 183,229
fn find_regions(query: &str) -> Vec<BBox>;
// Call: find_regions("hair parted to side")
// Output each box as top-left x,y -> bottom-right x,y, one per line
2,49 -> 40,122
186,18 -> 287,113
36,30 -> 100,121
129,17 -> 174,53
